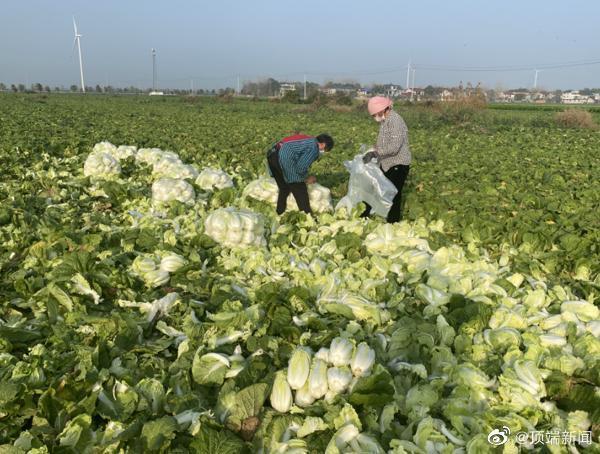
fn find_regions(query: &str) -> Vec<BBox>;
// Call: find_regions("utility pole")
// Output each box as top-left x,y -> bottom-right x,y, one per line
411,68 -> 416,102
533,69 -> 539,90
237,75 -> 240,95
303,74 -> 307,100
152,48 -> 157,92
405,59 -> 411,91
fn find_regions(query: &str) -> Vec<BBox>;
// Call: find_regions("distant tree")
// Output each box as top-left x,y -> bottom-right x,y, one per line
54,86 -> 61,92
33,83 -> 43,92
466,81 -> 473,95
241,81 -> 257,96
423,85 -> 437,97
304,82 -> 320,99
198,89 -> 205,95
18,84 -> 25,92
11,84 -> 18,92
217,88 -> 233,95
308,90 -> 328,106
44,85 -> 51,92
242,78 -> 281,97
0,83 -> 6,91
324,80 -> 360,90
70,85 -> 78,92
95,84 -> 103,93
281,90 -> 301,103
333,91 -> 353,106
257,78 -> 278,97
553,90 -> 563,101
370,84 -> 387,95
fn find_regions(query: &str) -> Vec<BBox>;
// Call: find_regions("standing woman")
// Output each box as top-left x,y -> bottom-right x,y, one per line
362,96 -> 411,223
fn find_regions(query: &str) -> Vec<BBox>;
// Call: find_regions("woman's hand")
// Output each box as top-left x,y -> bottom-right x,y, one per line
362,151 -> 377,164
305,175 -> 317,184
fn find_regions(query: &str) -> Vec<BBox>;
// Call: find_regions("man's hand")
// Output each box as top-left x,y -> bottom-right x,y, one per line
305,175 -> 317,184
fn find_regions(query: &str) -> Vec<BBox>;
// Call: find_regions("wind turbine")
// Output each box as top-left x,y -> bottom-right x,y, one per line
533,69 -> 540,91
148,48 -> 164,95
72,17 -> 85,92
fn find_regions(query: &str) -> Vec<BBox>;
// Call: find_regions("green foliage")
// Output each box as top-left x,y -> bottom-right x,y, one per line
0,93 -> 598,452
281,90 -> 302,104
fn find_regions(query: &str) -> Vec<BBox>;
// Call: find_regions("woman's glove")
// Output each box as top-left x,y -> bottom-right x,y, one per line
362,151 -> 377,164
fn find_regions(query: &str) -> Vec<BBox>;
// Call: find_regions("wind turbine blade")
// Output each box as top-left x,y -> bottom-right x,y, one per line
73,16 -> 79,36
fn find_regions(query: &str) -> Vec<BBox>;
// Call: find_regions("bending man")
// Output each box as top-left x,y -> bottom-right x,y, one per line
267,133 -> 334,214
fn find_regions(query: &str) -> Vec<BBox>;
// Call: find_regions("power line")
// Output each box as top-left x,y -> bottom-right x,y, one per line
414,59 -> 600,72
188,58 -> 600,82
88,57 -> 600,88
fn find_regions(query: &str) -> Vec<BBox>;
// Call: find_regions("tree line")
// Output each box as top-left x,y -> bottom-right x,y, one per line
2,80 -> 599,99
0,83 -> 239,95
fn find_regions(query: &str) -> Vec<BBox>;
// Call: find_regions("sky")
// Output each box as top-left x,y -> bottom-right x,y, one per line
1,0 -> 599,91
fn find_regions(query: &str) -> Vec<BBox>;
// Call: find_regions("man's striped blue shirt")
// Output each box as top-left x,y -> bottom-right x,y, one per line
277,138 -> 319,183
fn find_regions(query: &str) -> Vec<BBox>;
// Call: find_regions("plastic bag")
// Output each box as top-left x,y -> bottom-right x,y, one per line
335,146 -> 398,218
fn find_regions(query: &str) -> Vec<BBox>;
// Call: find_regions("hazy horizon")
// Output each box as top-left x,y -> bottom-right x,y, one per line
1,0 -> 599,91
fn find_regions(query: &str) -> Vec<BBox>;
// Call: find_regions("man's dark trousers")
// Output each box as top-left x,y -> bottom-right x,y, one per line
267,150 -> 312,215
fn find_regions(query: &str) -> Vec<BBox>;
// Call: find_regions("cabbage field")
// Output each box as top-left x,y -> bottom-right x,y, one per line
0,94 -> 599,453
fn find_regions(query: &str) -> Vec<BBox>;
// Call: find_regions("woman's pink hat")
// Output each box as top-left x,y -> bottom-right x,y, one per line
367,96 -> 392,115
